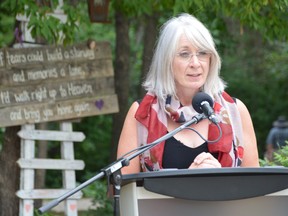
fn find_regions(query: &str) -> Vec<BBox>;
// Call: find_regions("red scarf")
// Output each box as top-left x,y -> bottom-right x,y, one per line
135,91 -> 244,172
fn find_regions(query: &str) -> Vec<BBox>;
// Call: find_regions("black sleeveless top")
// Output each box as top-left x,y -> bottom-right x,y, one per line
162,136 -> 217,169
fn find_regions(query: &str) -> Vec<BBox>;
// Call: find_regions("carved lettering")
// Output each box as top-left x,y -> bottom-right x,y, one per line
46,48 -> 63,61
13,70 -> 25,82
14,90 -> 30,102
27,68 -> 58,80
59,85 -> 67,97
10,109 -> 22,120
0,41 -> 117,127
30,87 -> 48,102
6,52 -> 26,65
57,105 -> 73,115
26,50 -> 44,62
23,108 -> 41,122
43,108 -> 54,120
67,83 -> 93,96
69,47 -> 95,60
69,65 -> 83,76
1,91 -> 11,104
48,89 -> 57,99
74,103 -> 90,116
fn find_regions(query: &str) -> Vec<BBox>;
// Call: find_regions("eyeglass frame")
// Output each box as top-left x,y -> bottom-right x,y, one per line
176,50 -> 212,62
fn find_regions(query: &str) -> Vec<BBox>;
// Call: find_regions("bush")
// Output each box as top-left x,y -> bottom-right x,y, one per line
81,180 -> 113,216
260,141 -> 288,167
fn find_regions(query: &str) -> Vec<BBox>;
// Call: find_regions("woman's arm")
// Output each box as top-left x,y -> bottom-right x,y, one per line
117,102 -> 141,174
236,99 -> 260,167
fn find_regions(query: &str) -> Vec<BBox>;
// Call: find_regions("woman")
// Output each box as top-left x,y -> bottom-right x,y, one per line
117,13 -> 259,174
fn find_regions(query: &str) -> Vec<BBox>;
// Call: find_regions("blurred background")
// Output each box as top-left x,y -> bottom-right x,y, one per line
0,0 -> 287,215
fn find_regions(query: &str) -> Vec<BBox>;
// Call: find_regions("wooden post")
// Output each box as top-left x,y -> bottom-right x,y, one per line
61,121 -> 79,215
19,124 -> 36,216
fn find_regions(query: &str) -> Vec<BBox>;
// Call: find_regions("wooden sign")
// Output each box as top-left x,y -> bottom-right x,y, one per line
0,41 -> 119,127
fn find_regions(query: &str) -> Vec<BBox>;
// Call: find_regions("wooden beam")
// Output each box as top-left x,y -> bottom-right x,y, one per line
18,129 -> 85,142
16,189 -> 82,199
17,158 -> 85,170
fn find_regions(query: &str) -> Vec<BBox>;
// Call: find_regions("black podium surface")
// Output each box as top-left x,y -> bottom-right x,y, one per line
122,167 -> 288,201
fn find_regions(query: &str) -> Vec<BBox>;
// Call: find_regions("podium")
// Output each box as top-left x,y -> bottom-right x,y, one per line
120,167 -> 288,216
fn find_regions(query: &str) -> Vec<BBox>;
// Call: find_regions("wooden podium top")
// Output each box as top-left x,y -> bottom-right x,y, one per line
122,167 -> 288,201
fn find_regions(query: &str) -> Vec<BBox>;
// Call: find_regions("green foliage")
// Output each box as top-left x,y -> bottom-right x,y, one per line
45,170 -> 63,188
112,0 -> 174,16
273,143 -> 288,167
82,180 -> 113,216
74,115 -> 113,183
72,3 -> 115,46
169,0 -> 288,42
34,209 -> 53,216
0,2 -> 15,47
220,28 -> 288,157
260,141 -> 288,167
1,0 -> 84,45
215,0 -> 288,41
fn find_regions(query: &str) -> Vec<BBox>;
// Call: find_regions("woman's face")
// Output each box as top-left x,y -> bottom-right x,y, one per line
172,35 -> 211,94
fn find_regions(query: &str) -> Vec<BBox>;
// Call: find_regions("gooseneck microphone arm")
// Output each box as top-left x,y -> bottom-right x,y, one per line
39,92 -> 223,215
38,113 -> 206,215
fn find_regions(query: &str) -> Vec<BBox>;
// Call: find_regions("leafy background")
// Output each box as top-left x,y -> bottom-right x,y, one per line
0,0 -> 288,215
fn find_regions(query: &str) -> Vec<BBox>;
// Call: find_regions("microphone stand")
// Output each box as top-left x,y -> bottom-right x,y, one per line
38,113 -> 205,216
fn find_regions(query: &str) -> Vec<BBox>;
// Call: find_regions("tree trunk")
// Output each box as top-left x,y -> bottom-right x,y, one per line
110,10 -> 130,161
0,126 -> 21,216
34,123 -> 48,209
138,14 -> 159,98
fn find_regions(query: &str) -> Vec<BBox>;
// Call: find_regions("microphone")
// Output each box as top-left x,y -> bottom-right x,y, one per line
192,92 -> 219,124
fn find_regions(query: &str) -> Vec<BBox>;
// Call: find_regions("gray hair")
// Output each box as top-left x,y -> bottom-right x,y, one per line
142,13 -> 226,102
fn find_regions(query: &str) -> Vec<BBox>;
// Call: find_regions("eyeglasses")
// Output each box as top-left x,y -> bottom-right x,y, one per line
176,51 -> 211,62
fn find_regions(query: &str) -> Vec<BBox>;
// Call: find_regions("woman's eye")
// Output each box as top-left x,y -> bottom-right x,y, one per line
179,52 -> 190,58
198,51 -> 208,56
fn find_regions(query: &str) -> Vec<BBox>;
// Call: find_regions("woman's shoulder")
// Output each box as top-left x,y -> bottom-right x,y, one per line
234,98 -> 247,110
129,101 -> 140,113
234,98 -> 252,120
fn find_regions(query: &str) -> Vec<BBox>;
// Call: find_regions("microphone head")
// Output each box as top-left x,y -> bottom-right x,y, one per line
192,92 -> 213,114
